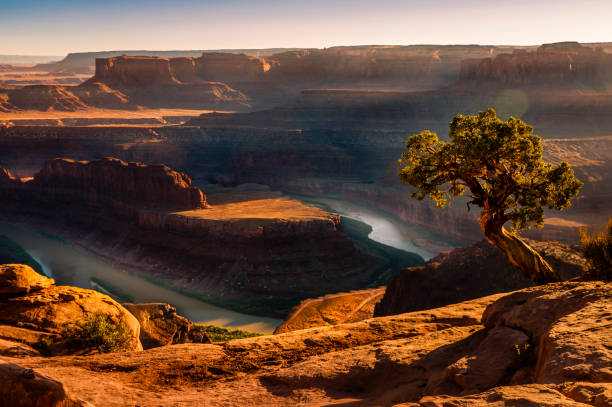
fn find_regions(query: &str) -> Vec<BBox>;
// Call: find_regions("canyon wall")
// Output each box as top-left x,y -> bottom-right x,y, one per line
0,157 -> 385,316
458,42 -> 612,89
91,56 -> 179,87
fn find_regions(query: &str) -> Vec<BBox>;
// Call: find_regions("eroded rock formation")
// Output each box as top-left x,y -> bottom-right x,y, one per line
374,239 -> 586,317
1,282 -> 609,405
0,264 -> 142,354
123,303 -> 210,349
459,42 -> 612,89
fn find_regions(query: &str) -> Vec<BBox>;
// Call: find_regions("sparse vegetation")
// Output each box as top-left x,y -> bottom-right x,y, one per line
195,324 -> 265,342
580,218 -> 612,281
61,314 -> 133,353
398,108 -> 582,283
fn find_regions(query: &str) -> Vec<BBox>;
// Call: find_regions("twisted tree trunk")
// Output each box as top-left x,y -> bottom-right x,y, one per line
479,209 -> 561,284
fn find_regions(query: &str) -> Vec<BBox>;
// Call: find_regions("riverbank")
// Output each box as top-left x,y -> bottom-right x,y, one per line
0,221 -> 282,333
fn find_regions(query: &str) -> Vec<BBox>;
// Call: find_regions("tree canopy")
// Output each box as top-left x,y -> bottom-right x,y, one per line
398,108 -> 583,283
399,108 -> 582,233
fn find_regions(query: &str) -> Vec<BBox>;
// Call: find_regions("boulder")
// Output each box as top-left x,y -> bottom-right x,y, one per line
0,360 -> 90,407
0,264 -> 54,297
123,302 -> 210,349
445,326 -> 530,392
481,282 -> 612,386
0,265 -> 142,352
419,384 -> 588,406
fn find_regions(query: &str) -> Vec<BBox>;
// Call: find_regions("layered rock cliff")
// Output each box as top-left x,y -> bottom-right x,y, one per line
458,42 -> 612,90
91,56 -> 180,87
3,157 -> 206,218
0,158 -> 385,315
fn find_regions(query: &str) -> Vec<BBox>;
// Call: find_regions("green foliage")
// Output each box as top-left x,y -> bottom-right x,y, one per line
580,218 -> 612,281
0,235 -> 44,275
195,324 -> 264,342
399,109 -> 582,232
61,314 -> 133,353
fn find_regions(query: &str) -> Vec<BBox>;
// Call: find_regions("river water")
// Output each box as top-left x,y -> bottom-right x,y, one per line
0,221 -> 282,333
0,198 -> 458,334
292,196 -> 460,260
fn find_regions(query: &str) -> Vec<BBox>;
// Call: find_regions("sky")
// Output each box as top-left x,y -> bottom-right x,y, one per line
1,0 -> 611,56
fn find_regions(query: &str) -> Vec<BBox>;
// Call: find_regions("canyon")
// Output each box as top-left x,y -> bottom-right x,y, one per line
0,157 -> 394,317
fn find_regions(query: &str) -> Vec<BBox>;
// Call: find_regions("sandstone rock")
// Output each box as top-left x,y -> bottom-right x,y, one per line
0,360 -> 89,407
419,384 -> 588,406
89,56 -> 180,87
482,282 -> 612,385
30,157 -> 207,218
445,326 -> 530,392
274,287 -> 386,333
0,283 -> 142,352
458,42 -> 612,89
0,264 -> 54,296
558,382 -> 612,407
195,52 -> 268,84
7,85 -> 88,111
4,283 -> 608,406
169,57 -> 198,83
375,239 -> 585,318
0,338 -> 40,357
123,302 -> 210,349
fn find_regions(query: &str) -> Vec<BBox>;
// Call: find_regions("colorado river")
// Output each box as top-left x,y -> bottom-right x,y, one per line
293,195 -> 462,260
0,221 -> 282,333
0,197 -> 460,334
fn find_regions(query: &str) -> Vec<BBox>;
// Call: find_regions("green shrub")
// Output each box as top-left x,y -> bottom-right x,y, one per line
195,324 -> 264,342
580,218 -> 612,281
61,314 -> 133,353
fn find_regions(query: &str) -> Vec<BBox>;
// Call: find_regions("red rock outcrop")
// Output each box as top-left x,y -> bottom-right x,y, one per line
194,53 -> 269,84
3,282 -> 609,406
6,85 -> 88,111
374,239 -> 586,317
0,360 -> 89,407
459,42 -> 612,89
169,57 -> 198,83
89,56 -> 180,87
77,55 -> 250,110
0,264 -> 142,354
29,157 -> 207,217
123,303 -> 210,349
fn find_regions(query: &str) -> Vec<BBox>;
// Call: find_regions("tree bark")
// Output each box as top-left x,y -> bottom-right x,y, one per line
479,209 -> 561,284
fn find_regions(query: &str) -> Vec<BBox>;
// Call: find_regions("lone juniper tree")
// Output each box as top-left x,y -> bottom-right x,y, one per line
399,108 -> 582,283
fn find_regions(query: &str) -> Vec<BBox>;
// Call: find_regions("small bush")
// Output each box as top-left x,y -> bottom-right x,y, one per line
580,218 -> 612,281
195,324 -> 264,342
61,314 -> 133,353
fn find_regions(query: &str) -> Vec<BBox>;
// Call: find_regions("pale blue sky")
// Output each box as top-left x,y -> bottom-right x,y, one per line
1,0 -> 611,55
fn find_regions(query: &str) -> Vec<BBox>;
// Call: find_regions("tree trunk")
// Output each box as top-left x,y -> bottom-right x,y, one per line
479,209 -> 561,284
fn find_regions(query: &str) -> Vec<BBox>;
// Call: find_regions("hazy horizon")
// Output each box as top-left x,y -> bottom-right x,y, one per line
1,0 -> 611,56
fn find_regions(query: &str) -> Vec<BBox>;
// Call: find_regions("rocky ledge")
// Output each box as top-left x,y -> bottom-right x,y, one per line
1,281 -> 609,406
375,239 -> 586,317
